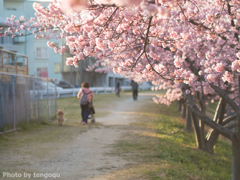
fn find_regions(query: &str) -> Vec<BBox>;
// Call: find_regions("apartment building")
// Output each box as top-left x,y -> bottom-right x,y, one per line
0,0 -> 129,87
0,0 -> 62,79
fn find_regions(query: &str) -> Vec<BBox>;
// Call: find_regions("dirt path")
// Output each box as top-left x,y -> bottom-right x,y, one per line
0,93 -> 155,180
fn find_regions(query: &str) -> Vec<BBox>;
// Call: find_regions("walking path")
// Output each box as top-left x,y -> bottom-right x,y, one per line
0,93 -> 156,180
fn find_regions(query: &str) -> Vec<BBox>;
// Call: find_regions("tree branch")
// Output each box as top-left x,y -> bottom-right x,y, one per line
225,122 -> 237,130
222,114 -> 237,126
209,84 -> 239,112
184,57 -> 239,113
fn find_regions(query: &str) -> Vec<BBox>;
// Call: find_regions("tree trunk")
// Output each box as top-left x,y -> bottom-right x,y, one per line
78,61 -> 83,85
205,129 -> 219,154
199,119 -> 205,144
205,99 -> 226,153
70,65 -> 73,84
197,91 -> 206,147
90,74 -> 94,87
191,112 -> 206,150
178,99 -> 182,112
232,134 -> 240,180
181,102 -> 186,119
232,77 -> 240,180
185,106 -> 193,133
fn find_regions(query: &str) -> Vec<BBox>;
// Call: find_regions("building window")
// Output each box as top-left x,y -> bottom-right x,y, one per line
35,47 -> 48,59
6,8 -> 17,11
37,67 -> 48,77
54,63 -> 60,74
1,36 -> 14,45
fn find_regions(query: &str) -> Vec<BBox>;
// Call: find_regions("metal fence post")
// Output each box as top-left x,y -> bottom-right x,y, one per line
54,79 -> 57,114
11,75 -> 16,129
0,85 -> 3,130
47,79 -> 49,121
37,78 -> 40,124
25,77 -> 29,126
33,78 -> 36,118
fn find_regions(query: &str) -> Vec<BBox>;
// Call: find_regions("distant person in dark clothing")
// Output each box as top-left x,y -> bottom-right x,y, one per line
116,80 -> 121,97
131,80 -> 138,100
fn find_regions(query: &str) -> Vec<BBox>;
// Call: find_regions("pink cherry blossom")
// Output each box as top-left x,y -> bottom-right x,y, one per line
61,0 -> 88,13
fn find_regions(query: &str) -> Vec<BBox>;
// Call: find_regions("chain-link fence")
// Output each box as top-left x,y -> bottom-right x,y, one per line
0,72 -> 57,134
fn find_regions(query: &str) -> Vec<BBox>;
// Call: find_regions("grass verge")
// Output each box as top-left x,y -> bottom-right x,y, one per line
105,99 -> 232,180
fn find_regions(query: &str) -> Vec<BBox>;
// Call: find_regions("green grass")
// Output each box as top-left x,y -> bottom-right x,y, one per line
109,97 -> 232,180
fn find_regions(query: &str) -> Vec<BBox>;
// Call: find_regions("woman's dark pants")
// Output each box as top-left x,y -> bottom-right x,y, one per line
81,104 -> 89,124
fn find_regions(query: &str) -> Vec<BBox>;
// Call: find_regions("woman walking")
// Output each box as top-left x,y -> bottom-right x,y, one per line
77,82 -> 93,125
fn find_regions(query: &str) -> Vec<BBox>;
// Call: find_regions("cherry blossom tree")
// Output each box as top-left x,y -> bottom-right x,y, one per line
2,0 -> 240,179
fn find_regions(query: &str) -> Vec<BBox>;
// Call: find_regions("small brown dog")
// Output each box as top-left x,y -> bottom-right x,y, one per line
56,110 -> 65,126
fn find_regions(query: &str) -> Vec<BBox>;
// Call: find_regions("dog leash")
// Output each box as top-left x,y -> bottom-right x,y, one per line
63,98 -> 79,110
